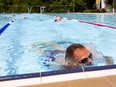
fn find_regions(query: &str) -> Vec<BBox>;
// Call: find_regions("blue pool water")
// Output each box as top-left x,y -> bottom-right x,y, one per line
0,13 -> 116,77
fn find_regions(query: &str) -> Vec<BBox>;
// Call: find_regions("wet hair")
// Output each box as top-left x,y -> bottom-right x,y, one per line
54,17 -> 62,22
65,44 -> 86,62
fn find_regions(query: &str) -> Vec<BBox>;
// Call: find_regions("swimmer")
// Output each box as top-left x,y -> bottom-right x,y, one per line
54,17 -> 62,22
65,44 -> 113,67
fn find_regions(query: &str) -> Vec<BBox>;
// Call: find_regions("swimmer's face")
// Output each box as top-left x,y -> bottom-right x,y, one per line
73,48 -> 93,64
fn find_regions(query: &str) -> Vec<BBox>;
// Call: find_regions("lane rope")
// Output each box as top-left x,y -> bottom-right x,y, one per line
50,15 -> 116,29
0,19 -> 16,35
78,20 -> 116,29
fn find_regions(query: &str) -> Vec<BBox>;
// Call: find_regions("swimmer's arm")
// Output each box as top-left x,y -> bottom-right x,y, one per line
104,56 -> 114,65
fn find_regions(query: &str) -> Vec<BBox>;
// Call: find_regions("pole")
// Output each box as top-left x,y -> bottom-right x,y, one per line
73,0 -> 75,12
113,0 -> 115,14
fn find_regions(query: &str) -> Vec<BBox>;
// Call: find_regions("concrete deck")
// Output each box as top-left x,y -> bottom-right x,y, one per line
23,75 -> 116,87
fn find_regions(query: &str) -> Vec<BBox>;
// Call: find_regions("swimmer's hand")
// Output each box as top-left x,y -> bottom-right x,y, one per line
104,56 -> 114,65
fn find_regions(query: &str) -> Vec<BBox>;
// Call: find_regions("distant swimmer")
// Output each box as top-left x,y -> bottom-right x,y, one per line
54,17 -> 62,22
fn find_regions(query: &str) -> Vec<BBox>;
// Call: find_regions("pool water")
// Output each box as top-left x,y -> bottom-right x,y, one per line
0,13 -> 116,77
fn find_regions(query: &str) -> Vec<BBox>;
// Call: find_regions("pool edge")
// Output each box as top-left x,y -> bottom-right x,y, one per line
0,65 -> 116,87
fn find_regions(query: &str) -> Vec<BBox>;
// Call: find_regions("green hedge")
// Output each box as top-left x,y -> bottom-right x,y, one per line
83,9 -> 105,13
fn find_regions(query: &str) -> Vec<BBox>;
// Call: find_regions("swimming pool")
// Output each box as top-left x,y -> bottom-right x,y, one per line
0,13 -> 116,82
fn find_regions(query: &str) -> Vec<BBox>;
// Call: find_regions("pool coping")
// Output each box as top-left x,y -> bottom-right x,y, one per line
0,64 -> 116,87
0,64 -> 116,81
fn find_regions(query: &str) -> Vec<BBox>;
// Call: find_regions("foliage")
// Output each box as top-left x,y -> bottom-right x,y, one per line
0,0 -> 114,13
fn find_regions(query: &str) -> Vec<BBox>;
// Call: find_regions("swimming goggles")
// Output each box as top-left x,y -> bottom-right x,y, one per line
79,53 -> 92,64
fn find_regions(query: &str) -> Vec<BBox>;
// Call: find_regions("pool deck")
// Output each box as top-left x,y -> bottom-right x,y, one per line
23,75 -> 116,87
69,12 -> 116,14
